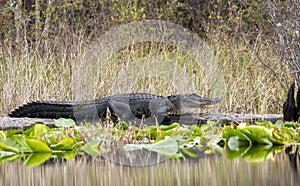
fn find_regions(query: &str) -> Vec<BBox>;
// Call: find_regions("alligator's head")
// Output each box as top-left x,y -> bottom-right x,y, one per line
168,93 -> 221,114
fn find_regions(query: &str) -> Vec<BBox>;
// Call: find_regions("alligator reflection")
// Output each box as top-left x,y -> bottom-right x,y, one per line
42,147 -> 221,167
101,147 -> 169,166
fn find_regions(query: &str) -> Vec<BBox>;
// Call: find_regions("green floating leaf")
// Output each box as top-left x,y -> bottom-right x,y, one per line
81,140 -> 101,156
25,139 -> 52,153
6,130 -> 22,137
223,126 -> 251,142
0,131 -> 6,139
22,125 -> 35,137
124,137 -> 179,157
46,133 -> 59,145
23,124 -> 50,140
202,132 -> 224,154
154,130 -> 173,142
31,124 -> 50,140
145,137 -> 178,157
283,122 -> 300,128
209,132 -> 224,145
23,153 -> 52,167
240,125 -> 273,145
0,136 -> 29,153
53,118 -> 76,128
189,124 -> 203,136
51,138 -> 75,151
201,120 -> 218,132
269,128 -> 293,145
160,123 -> 180,131
173,127 -> 193,136
255,120 -> 274,127
147,126 -> 160,139
0,140 -> 20,153
227,136 -> 250,151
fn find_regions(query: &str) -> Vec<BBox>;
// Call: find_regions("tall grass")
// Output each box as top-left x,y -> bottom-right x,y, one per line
0,29 -> 285,116
209,33 -> 285,114
0,0 -> 289,116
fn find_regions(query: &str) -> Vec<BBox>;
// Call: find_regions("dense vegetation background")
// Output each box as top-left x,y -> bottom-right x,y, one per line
0,0 -> 299,115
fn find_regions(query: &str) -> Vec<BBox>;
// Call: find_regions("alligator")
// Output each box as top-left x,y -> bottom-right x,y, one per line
9,93 -> 221,125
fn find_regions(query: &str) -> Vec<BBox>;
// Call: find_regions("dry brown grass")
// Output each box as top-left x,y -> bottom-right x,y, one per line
0,29 -> 285,116
209,33 -> 286,114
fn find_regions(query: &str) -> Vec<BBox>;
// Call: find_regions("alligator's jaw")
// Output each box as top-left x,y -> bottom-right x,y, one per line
183,97 -> 221,107
168,93 -> 221,114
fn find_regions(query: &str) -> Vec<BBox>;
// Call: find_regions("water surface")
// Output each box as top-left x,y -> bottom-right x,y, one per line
1,150 -> 299,186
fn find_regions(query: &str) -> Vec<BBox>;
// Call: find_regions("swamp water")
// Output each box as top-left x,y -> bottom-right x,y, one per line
1,119 -> 300,185
0,148 -> 299,186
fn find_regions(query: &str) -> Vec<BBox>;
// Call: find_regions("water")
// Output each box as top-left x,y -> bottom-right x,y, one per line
1,149 -> 299,186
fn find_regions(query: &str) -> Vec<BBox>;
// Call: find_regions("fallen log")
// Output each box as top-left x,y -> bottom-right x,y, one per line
173,113 -> 283,125
0,117 -> 55,130
0,114 -> 283,130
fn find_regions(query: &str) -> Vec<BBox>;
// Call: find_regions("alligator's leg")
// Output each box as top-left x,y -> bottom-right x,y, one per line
107,99 -> 138,123
147,101 -> 174,125
107,99 -> 172,125
73,103 -> 104,123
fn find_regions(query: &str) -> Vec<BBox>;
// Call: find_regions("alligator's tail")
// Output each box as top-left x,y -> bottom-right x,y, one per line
9,102 -> 77,119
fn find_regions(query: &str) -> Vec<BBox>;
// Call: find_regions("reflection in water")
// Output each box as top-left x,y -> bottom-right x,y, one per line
101,147 -> 168,166
1,149 -> 300,185
285,146 -> 300,174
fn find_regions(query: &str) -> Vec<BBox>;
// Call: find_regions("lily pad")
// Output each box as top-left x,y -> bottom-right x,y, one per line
23,153 -> 52,167
81,140 -> 101,156
51,138 -> 75,151
53,118 -> 76,128
25,139 -> 52,153
0,138 -> 21,153
146,137 -> 178,157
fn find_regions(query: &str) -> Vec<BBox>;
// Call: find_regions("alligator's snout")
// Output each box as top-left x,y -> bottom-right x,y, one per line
199,97 -> 221,104
180,93 -> 221,106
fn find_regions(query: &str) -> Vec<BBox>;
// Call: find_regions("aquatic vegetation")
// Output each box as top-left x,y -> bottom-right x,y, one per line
0,119 -> 299,166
